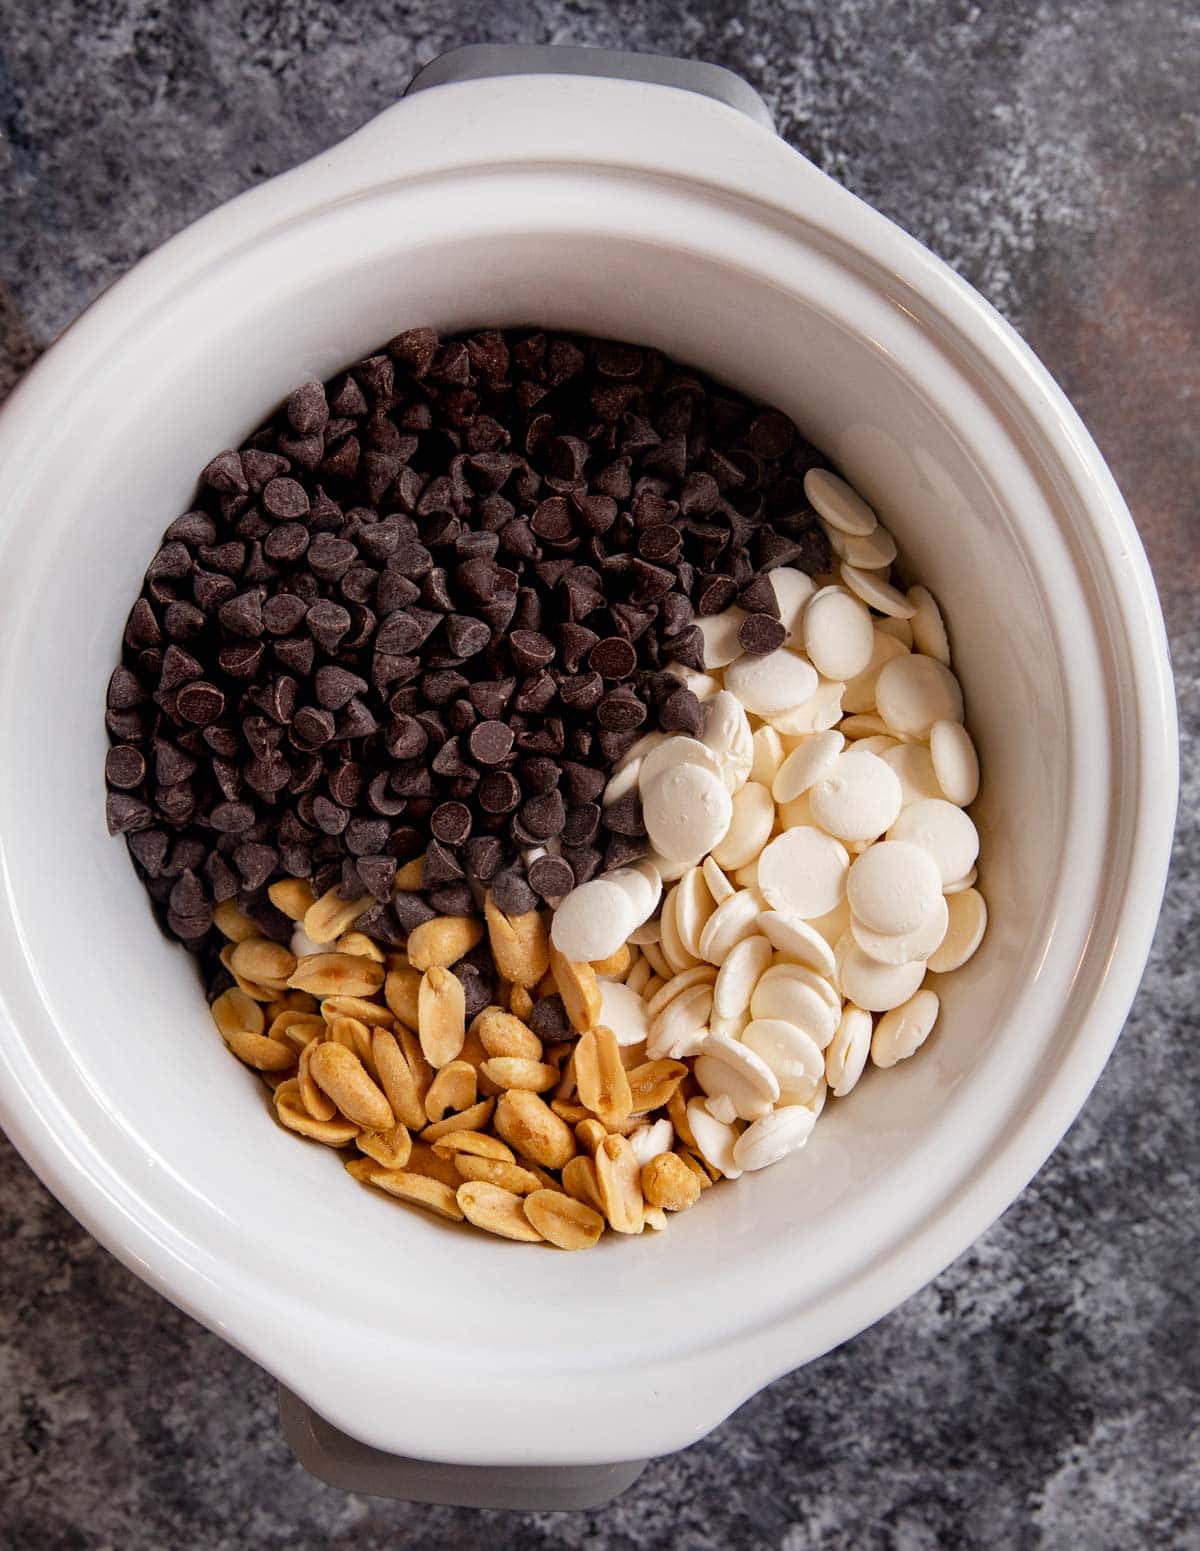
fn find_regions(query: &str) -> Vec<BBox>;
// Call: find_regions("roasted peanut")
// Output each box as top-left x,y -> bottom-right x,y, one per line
336,931 -> 386,963
591,944 -> 632,980
523,1189 -> 604,1250
275,1081 -> 359,1146
327,1015 -> 374,1067
574,1118 -> 608,1156
573,1026 -> 633,1126
562,1155 -> 605,1215
369,1169 -> 464,1220
424,1060 -> 478,1123
406,915 -> 484,972
227,1029 -> 296,1071
509,984 -> 534,1021
675,1148 -> 713,1192
457,1182 -> 543,1242
230,937 -> 296,992
453,1154 -> 542,1195
420,1098 -> 495,1142
371,1029 -> 427,1131
267,878 -> 317,921
213,900 -> 259,943
494,1090 -> 576,1171
484,895 -> 550,987
474,1008 -> 543,1061
594,1133 -> 644,1235
641,1151 -> 702,1212
267,1010 -> 325,1053
303,885 -> 373,946
479,1058 -> 559,1093
549,945 -> 602,1033
625,1059 -> 689,1115
417,966 -> 466,1068
385,966 -> 422,1031
322,995 -> 394,1028
356,1122 -> 412,1171
431,1130 -> 516,1164
393,856 -> 424,890
308,1042 -> 394,1131
289,952 -> 385,999
298,1038 -> 336,1122
210,987 -> 265,1040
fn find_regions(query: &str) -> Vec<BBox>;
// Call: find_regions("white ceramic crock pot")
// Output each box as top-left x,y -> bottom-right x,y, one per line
0,46 -> 1176,1510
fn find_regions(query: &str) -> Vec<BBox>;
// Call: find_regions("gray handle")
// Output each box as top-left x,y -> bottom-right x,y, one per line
279,1386 -> 647,1510
406,43 -> 775,132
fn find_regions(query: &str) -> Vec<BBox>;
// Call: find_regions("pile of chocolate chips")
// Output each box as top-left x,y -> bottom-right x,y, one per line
104,327 -> 831,983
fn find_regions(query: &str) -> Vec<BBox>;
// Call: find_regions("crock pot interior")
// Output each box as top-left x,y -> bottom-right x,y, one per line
0,169 -> 1101,1446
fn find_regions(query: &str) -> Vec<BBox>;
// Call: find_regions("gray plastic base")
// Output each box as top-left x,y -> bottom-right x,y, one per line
279,1387 -> 648,1510
406,42 -> 775,132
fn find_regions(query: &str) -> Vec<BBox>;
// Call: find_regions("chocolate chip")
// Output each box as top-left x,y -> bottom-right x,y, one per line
659,686 -> 705,735
490,868 -> 537,915
176,682 -> 225,725
104,745 -> 146,789
479,771 -> 521,815
393,890 -> 437,934
529,995 -> 571,1042
468,719 -> 514,765
460,835 -> 501,883
738,613 -> 787,654
528,855 -> 575,900
509,630 -> 556,674
422,838 -> 465,887
601,790 -> 646,837
430,883 -> 475,918
519,789 -> 565,840
696,574 -> 738,615
597,692 -> 647,732
431,801 -> 472,846
589,636 -> 638,680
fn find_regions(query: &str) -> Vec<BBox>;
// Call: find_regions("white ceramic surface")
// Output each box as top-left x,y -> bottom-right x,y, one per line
0,75 -> 1176,1467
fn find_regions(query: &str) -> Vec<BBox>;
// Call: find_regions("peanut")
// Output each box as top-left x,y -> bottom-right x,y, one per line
369,1169 -> 464,1221
384,966 -> 422,1030
308,1042 -> 394,1131
322,995 -> 394,1028
431,1131 -> 516,1164
591,944 -> 632,980
267,878 -> 317,921
479,1058 -> 559,1093
406,915 -> 484,972
453,1154 -> 543,1195
594,1133 -> 644,1235
356,1123 -> 412,1171
227,1030 -> 296,1071
424,1060 -> 478,1123
230,937 -> 297,992
573,1026 -> 633,1127
474,1008 -> 543,1061
371,1029 -> 427,1131
417,966 -> 466,1068
523,1189 -> 604,1250
298,1039 -> 336,1122
494,1090 -> 576,1171
641,1151 -> 702,1212
213,900 -> 259,943
625,1059 -> 689,1115
274,1081 -> 359,1146
303,885 -> 373,946
210,987 -> 264,1040
420,1098 -> 495,1142
484,895 -> 550,987
549,944 -> 601,1033
393,856 -> 424,890
457,1181 -> 543,1242
562,1155 -> 605,1215
288,952 -> 384,999
336,931 -> 386,963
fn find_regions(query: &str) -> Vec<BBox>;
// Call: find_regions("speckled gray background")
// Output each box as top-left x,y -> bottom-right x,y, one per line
1,3 -> 1197,1547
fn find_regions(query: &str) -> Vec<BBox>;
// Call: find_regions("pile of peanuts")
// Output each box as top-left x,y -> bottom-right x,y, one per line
209,867 -> 715,1250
